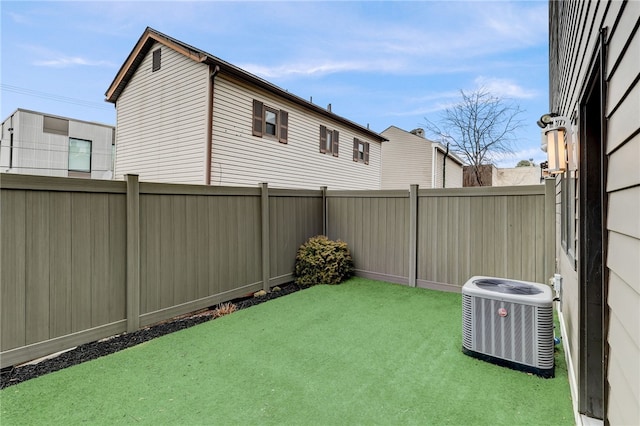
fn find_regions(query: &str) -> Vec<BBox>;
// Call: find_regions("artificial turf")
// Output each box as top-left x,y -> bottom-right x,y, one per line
0,278 -> 573,425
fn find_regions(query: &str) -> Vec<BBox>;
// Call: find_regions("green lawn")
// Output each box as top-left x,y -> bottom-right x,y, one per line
1,278 -> 573,425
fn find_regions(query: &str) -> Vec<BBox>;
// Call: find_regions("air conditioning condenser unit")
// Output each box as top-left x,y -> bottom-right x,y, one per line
462,276 -> 554,378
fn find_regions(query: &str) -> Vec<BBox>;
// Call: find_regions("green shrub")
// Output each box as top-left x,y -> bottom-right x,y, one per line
294,235 -> 354,286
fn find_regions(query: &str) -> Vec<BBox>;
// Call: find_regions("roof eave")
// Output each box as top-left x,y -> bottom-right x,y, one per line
105,27 -> 386,143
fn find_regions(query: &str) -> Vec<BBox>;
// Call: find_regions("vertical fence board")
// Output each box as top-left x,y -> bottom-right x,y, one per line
195,195 -> 210,299
141,194 -> 161,314
207,195 -> 222,296
49,192 -> 72,338
110,193 -> 127,323
159,196 -> 175,309
494,196 -> 508,278
90,193 -> 111,327
25,191 -> 50,344
71,193 -> 92,332
1,190 -> 26,350
172,195 -> 189,305
214,197 -> 231,293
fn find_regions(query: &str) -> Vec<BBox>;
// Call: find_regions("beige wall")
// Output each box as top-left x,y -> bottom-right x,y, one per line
380,126 -> 432,189
550,1 -> 640,424
433,148 -> 463,188
212,76 -> 382,190
115,42 -> 209,184
114,42 -> 382,190
494,167 -> 541,187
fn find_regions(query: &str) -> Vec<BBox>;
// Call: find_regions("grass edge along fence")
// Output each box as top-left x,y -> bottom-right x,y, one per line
1,173 -> 554,368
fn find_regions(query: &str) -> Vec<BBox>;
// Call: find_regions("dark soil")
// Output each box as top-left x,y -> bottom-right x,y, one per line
1,283 -> 302,389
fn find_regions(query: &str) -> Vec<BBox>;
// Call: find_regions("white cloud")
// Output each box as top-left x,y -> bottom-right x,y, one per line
24,45 -> 117,68
34,57 -> 116,68
8,12 -> 31,25
240,60 -> 376,79
474,76 -> 539,99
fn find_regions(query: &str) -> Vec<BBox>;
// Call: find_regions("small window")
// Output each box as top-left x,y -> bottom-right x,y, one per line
152,48 -> 161,72
43,116 -> 69,136
252,99 -> 288,143
319,125 -> 339,156
68,138 -> 91,173
264,107 -> 278,137
353,138 -> 370,164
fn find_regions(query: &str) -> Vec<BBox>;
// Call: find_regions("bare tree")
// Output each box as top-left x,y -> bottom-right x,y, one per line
424,88 -> 525,186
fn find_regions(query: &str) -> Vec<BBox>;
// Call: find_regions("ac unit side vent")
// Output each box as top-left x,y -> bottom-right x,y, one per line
462,276 -> 554,378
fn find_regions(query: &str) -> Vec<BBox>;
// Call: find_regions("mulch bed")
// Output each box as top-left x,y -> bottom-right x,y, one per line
1,283 -> 302,389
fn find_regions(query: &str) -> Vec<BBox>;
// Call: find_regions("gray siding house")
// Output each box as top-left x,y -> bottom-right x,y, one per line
105,27 -> 386,190
547,1 -> 639,425
0,109 -> 115,179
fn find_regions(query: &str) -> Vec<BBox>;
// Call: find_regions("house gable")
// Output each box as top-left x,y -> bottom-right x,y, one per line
107,27 -> 386,189
381,126 -> 433,189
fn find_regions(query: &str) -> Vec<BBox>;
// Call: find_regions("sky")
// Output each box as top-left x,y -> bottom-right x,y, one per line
1,0 -> 550,167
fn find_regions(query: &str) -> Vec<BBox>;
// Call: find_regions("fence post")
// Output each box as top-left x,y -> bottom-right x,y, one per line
126,174 -> 140,332
544,178 -> 556,282
409,184 -> 418,287
321,186 -> 328,236
261,182 -> 270,292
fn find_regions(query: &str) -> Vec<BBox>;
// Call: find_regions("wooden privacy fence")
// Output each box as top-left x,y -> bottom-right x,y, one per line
327,182 -> 555,292
1,174 -> 554,368
1,174 -> 323,368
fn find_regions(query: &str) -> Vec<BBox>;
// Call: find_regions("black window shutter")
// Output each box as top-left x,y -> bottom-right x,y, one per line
332,130 -> 339,157
279,110 -> 288,144
152,48 -> 161,72
252,100 -> 263,137
364,142 -> 370,165
319,125 -> 327,153
353,138 -> 359,161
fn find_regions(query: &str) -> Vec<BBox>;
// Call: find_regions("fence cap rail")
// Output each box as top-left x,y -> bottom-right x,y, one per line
0,173 -> 126,193
328,189 -> 409,198
140,182 -> 261,196
418,185 -> 545,197
269,188 -> 323,197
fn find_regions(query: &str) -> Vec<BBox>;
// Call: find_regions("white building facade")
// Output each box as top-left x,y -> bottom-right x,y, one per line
1,109 -> 115,179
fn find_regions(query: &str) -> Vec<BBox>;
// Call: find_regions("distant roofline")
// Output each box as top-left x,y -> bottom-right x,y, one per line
105,27 -> 387,142
2,108 -> 115,129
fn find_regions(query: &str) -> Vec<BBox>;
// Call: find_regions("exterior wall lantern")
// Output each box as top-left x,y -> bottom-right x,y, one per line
537,113 -> 575,175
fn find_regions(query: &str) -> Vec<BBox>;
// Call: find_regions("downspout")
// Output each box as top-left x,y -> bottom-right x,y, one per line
9,117 -> 14,170
205,65 -> 220,185
431,146 -> 436,188
442,142 -> 449,188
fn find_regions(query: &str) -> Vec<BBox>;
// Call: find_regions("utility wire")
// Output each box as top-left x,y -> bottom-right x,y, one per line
0,138 -> 113,156
1,84 -> 113,111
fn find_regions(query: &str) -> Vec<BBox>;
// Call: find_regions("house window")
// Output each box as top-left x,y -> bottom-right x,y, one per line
353,138 -> 370,164
68,138 -> 91,173
264,107 -> 278,137
319,125 -> 339,156
252,99 -> 288,143
152,48 -> 161,72
43,116 -> 69,136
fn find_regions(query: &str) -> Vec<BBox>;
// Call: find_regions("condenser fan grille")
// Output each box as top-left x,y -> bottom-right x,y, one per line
473,278 -> 543,295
